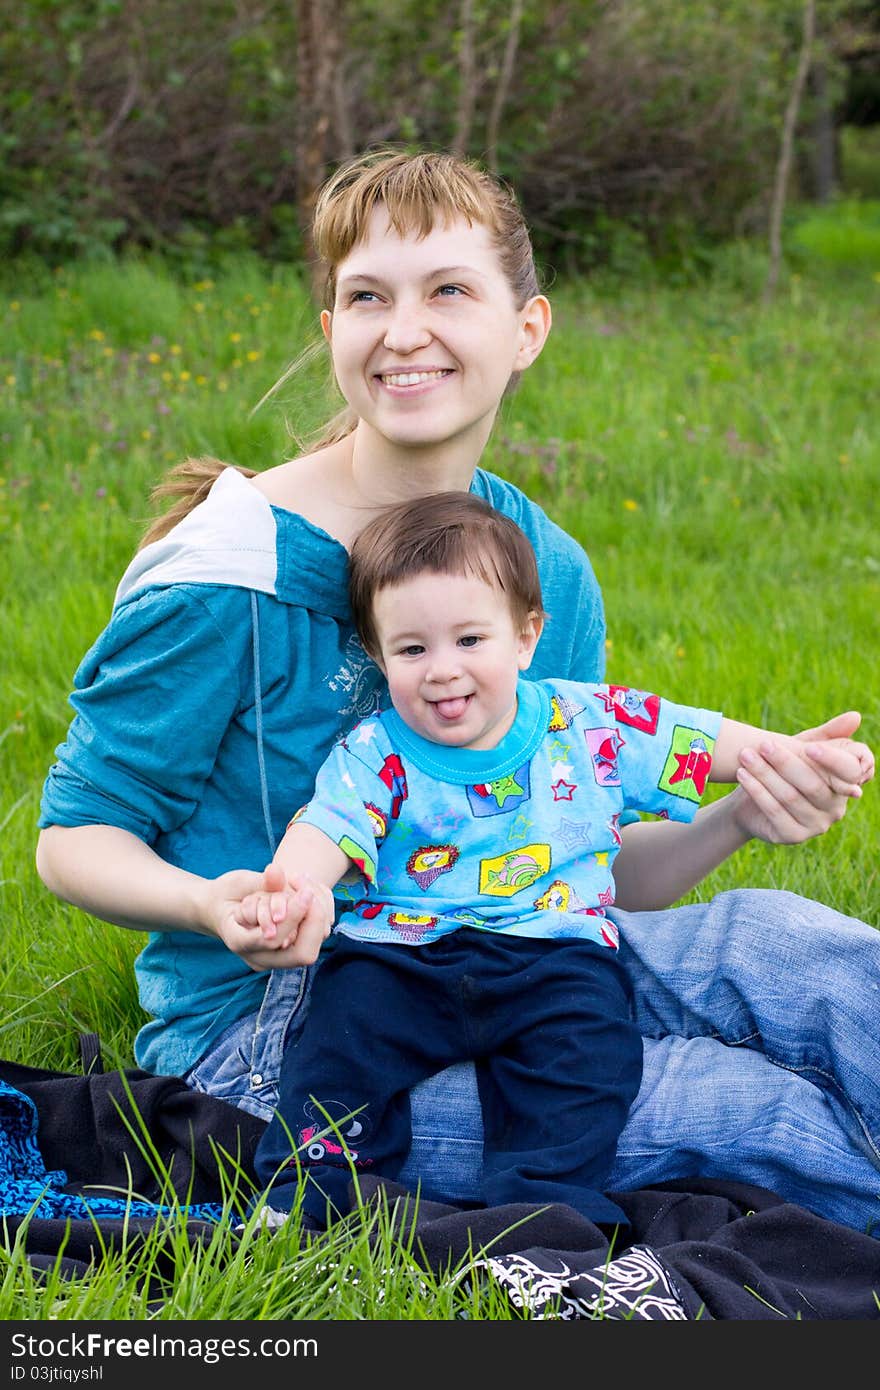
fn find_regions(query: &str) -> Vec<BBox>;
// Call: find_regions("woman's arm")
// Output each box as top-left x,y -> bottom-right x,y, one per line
612,711 -> 874,912
35,823 -> 328,970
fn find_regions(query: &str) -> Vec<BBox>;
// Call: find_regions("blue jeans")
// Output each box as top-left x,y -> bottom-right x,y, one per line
185,889 -> 880,1235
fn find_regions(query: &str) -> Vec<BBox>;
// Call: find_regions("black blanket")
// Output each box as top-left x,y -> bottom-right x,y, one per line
2,1059 -> 879,1320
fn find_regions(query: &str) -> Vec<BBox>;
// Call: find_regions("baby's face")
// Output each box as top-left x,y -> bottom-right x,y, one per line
372,569 -> 539,750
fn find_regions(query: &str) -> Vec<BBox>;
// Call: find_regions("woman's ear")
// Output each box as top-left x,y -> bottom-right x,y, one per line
513,296 -> 552,373
517,611 -> 545,671
320,309 -> 332,342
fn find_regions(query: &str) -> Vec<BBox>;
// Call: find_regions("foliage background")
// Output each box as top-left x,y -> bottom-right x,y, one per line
1,0 -> 876,269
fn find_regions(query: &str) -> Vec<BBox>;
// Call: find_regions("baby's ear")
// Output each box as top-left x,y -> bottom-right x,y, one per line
517,611 -> 544,670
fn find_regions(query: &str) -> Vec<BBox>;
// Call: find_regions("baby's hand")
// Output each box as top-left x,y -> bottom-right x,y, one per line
236,879 -> 313,947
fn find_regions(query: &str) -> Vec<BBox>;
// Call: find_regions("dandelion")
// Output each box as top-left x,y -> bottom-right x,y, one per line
179,370 -> 191,382
88,329 -> 105,341
839,453 -> 850,464
218,378 -> 229,393
249,305 -> 261,316
193,302 -> 205,314
38,501 -> 51,511
873,272 -> 880,285
170,344 -> 182,356
161,371 -> 173,383
623,499 -> 639,512
658,429 -> 669,439
676,647 -> 686,659
246,350 -> 261,362
10,300 -> 21,312
5,375 -> 15,387
229,332 -> 242,343
147,352 -> 161,364
195,375 -> 207,386
141,429 -> 153,440
102,347 -> 114,357
604,639 -> 613,651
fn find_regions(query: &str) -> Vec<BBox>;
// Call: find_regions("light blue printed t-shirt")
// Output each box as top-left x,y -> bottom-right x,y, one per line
295,677 -> 723,951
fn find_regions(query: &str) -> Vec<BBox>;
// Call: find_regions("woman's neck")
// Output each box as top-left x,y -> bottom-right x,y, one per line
252,425 -> 487,550
348,421 -> 482,507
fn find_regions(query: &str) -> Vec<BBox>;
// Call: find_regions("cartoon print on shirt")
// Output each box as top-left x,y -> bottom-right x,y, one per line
338,835 -> 378,885
388,910 -> 438,942
533,879 -> 592,914
585,727 -> 625,787
466,764 -> 531,816
659,726 -> 716,802
406,844 -> 460,891
379,753 -> 408,819
479,844 -> 552,897
547,693 -> 586,732
365,803 -> 388,843
594,685 -> 661,734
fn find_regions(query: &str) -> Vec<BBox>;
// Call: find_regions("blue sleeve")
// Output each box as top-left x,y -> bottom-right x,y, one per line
587,684 -> 724,823
471,471 -> 606,684
38,587 -> 249,842
295,727 -> 395,888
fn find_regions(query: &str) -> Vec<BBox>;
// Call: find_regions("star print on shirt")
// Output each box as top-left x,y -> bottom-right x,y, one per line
556,818 -> 593,850
482,775 -> 525,807
548,739 -> 572,763
354,722 -> 378,745
551,778 -> 577,801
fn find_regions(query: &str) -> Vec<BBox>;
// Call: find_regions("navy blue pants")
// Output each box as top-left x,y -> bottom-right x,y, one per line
254,929 -> 643,1228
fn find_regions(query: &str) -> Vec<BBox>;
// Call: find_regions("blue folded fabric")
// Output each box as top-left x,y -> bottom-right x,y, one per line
0,1078 -> 226,1223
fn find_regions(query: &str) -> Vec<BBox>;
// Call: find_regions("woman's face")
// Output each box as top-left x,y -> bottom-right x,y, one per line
321,205 -> 550,458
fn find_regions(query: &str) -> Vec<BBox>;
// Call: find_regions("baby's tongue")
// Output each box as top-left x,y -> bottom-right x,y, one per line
434,697 -> 469,720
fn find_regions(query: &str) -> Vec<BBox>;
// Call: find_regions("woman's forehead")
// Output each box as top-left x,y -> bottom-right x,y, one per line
337,204 -> 501,278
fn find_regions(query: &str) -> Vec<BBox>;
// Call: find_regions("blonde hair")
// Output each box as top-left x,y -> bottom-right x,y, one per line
141,147 -> 541,547
349,491 -> 547,659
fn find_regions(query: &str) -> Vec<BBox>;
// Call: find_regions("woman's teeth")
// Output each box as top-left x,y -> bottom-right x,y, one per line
381,370 -> 449,387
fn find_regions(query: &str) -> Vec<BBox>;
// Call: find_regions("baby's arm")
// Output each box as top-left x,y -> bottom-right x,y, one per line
712,717 -> 871,796
234,823 -> 352,958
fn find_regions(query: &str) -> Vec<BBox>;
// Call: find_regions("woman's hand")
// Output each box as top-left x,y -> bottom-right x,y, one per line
730,711 -> 874,846
205,861 -> 334,970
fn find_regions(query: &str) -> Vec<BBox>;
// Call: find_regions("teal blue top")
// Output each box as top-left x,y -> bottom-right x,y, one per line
39,467 -> 608,1076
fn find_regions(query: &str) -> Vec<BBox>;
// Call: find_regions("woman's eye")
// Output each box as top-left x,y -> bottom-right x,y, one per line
350,290 -> 378,303
435,283 -> 464,297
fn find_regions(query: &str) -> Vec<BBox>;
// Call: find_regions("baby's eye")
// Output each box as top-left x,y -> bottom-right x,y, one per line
400,644 -> 425,657
458,634 -> 481,648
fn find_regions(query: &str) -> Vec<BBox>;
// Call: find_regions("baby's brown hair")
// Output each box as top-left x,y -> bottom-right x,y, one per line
348,491 -> 547,659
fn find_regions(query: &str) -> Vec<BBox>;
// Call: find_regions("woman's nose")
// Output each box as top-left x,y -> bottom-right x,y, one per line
383,300 -> 432,354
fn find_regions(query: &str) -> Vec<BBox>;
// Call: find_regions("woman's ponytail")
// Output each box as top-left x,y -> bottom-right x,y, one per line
138,457 -> 257,548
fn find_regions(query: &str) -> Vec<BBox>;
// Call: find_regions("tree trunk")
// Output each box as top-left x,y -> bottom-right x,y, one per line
764,0 -> 816,303
295,0 -> 348,300
486,0 -> 524,175
452,0 -> 477,157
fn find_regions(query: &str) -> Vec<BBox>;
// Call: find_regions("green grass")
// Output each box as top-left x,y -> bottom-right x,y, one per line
0,223 -> 878,1317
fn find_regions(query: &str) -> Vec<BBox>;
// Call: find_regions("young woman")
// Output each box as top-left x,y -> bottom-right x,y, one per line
36,149 -> 879,1232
